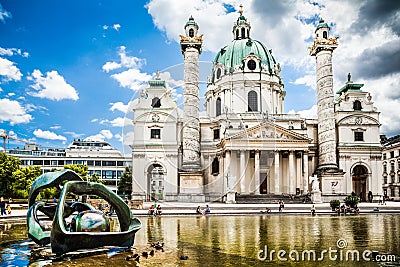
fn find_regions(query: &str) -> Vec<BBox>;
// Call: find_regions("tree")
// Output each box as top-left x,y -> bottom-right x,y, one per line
64,164 -> 88,180
88,172 -> 103,183
12,166 -> 42,198
0,153 -> 21,197
118,166 -> 132,196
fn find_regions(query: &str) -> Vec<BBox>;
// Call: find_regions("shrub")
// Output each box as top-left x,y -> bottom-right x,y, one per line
329,199 -> 340,210
344,195 -> 359,208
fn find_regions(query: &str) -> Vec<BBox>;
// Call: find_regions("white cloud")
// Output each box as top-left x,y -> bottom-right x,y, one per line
0,57 -> 22,82
7,92 -> 15,97
288,104 -> 318,119
0,47 -> 29,57
65,131 -> 84,138
99,117 -> 132,127
102,61 -> 121,73
33,129 -> 67,141
111,68 -> 152,91
0,98 -> 32,125
28,69 -> 79,101
103,46 -> 151,90
110,102 -> 129,113
113,24 -> 121,31
292,74 -> 316,90
50,125 -> 61,130
103,23 -> 121,31
0,4 -> 11,23
86,130 -> 113,141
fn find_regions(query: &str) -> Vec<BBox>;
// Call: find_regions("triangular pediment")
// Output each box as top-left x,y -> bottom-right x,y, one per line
226,121 -> 310,142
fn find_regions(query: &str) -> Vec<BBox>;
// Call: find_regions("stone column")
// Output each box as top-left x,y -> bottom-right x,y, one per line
240,150 -> 246,194
309,23 -> 338,171
289,150 -> 295,194
315,50 -> 337,170
254,150 -> 260,195
182,47 -> 201,171
303,152 -> 309,193
274,151 -> 280,194
225,150 -> 231,191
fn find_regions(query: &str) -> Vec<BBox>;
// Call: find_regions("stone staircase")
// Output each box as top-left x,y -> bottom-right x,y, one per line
235,194 -> 307,204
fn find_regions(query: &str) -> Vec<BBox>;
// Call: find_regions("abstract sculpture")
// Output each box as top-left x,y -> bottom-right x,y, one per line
27,169 -> 141,255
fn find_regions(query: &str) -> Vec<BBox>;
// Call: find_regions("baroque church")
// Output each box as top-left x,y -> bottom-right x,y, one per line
131,9 -> 382,203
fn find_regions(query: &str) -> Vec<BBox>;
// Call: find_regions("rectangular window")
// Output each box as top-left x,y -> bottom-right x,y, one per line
102,161 -> 116,166
390,151 -> 395,158
151,129 -> 161,139
383,164 -> 387,173
354,132 -> 364,141
391,162 -> 395,172
95,161 -> 101,166
117,161 -> 124,166
58,160 -> 64,166
391,188 -> 395,197
44,160 -> 50,166
87,160 -> 94,166
213,129 -> 220,140
383,153 -> 387,160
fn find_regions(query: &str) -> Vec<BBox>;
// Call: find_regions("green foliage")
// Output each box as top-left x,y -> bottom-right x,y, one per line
0,153 -> 21,197
39,188 -> 58,200
64,164 -> 88,179
88,173 -> 103,183
118,166 -> 132,196
344,195 -> 359,208
329,199 -> 340,209
11,166 -> 42,198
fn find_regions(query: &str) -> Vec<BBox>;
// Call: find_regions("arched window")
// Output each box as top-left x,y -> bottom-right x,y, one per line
248,91 -> 258,112
323,31 -> 327,39
189,28 -> 194,37
151,97 -> 161,108
247,60 -> 256,71
353,100 -> 362,110
216,68 -> 222,79
212,157 -> 219,175
236,29 -> 239,40
241,28 -> 246,39
216,97 -> 222,116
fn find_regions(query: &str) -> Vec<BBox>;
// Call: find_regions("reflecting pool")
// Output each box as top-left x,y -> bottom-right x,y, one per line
0,214 -> 399,266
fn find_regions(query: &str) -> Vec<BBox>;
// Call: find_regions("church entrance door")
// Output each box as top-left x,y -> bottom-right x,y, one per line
352,165 -> 368,202
260,174 -> 268,194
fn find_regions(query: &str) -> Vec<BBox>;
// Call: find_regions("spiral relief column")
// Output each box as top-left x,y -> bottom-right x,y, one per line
309,19 -> 338,171
178,17 -> 204,201
180,16 -> 202,171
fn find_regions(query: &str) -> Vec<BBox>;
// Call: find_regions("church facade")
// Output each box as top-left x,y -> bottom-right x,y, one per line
131,11 -> 383,203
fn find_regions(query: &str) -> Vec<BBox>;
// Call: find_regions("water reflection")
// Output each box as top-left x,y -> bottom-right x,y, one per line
0,215 -> 399,266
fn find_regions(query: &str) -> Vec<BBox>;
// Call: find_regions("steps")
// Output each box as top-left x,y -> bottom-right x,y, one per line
235,194 -> 306,204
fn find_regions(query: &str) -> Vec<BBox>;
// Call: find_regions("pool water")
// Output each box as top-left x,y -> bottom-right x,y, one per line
0,214 -> 399,266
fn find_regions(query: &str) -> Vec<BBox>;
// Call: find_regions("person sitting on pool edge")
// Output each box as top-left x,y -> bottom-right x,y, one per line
205,205 -> 210,213
196,206 -> 205,215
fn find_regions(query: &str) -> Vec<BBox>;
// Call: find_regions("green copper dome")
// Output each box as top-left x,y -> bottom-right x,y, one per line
213,38 -> 277,74
316,19 -> 329,30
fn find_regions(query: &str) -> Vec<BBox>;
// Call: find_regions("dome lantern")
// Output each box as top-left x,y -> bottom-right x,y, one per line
232,4 -> 251,40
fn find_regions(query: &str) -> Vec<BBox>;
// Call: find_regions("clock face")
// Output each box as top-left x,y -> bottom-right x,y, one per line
355,117 -> 362,125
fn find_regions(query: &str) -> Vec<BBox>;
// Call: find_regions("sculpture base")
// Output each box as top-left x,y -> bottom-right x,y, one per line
226,192 -> 236,204
179,171 -> 204,195
311,190 -> 322,204
319,170 -> 345,195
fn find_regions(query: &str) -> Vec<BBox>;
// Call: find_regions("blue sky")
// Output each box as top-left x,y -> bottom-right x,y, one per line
1,0 -> 399,154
